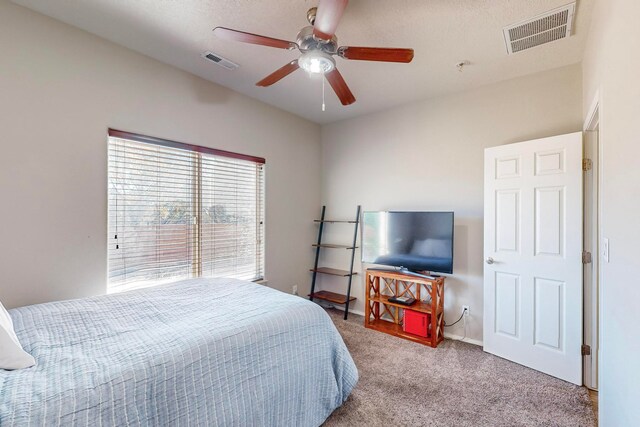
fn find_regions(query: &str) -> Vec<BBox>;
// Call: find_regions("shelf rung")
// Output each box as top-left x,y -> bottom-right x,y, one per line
368,295 -> 442,315
309,290 -> 356,304
366,319 -> 437,346
310,267 -> 357,277
312,243 -> 358,249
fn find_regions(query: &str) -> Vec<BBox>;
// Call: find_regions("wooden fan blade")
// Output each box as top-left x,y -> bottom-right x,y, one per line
339,46 -> 414,63
313,0 -> 349,40
213,27 -> 297,50
325,69 -> 356,105
256,61 -> 300,87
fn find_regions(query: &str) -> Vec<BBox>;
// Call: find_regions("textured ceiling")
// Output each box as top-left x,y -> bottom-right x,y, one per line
12,0 -> 594,124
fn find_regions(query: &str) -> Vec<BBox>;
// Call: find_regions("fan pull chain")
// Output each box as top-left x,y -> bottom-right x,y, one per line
322,77 -> 326,112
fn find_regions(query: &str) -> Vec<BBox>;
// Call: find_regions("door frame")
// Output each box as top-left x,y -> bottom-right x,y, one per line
583,92 -> 601,390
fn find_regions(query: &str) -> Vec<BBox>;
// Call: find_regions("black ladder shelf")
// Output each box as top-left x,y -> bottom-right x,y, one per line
309,205 -> 361,320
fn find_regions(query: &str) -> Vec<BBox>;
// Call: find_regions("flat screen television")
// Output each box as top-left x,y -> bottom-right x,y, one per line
361,211 -> 454,274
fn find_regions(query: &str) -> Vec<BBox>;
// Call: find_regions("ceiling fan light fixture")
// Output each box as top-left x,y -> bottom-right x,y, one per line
298,50 -> 335,74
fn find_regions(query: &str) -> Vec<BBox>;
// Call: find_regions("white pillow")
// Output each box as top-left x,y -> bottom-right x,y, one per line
0,301 -> 36,370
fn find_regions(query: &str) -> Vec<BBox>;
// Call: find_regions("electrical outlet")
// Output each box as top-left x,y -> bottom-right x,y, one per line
292,285 -> 299,296
462,305 -> 470,316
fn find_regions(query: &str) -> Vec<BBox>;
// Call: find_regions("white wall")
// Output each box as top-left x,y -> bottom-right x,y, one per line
320,64 -> 583,343
0,1 -> 321,309
582,0 -> 640,424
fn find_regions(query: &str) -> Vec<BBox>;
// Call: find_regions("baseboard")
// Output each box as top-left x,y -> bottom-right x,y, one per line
443,332 -> 483,347
321,303 -> 365,317
344,308 -> 366,317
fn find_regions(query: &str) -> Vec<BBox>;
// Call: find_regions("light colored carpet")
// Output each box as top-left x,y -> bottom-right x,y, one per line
323,309 -> 595,427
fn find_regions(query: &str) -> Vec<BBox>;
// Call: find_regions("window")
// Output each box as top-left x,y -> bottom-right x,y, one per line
107,130 -> 265,293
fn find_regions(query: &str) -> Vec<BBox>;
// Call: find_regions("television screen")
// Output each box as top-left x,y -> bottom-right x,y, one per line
361,211 -> 454,274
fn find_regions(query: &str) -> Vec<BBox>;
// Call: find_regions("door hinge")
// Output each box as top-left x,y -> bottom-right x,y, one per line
582,158 -> 593,171
582,344 -> 591,356
582,251 -> 592,264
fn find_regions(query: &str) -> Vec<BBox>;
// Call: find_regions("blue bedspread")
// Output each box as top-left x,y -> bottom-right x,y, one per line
0,278 -> 357,426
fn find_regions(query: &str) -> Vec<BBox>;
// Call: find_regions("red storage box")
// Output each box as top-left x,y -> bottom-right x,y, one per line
403,309 -> 431,338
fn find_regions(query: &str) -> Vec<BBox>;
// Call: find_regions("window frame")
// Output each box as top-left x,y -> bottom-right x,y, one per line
107,129 -> 266,291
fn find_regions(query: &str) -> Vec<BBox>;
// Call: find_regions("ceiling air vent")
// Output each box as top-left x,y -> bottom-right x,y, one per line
201,51 -> 239,70
503,3 -> 576,54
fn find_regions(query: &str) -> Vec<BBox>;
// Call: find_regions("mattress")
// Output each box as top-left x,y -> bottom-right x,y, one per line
0,278 -> 357,426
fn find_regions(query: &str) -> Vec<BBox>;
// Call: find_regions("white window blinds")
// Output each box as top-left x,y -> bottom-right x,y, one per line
108,130 -> 265,293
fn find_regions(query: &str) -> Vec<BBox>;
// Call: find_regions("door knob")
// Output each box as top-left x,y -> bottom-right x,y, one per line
486,257 -> 494,265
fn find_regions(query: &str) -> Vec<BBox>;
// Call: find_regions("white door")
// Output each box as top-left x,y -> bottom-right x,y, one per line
483,132 -> 583,385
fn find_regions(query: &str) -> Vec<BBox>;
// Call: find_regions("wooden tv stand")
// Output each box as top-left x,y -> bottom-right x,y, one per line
365,269 -> 445,348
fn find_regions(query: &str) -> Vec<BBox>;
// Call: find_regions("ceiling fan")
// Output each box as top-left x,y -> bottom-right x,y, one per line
213,0 -> 414,106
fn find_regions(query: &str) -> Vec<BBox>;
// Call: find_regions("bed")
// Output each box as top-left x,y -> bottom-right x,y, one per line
0,278 -> 358,426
